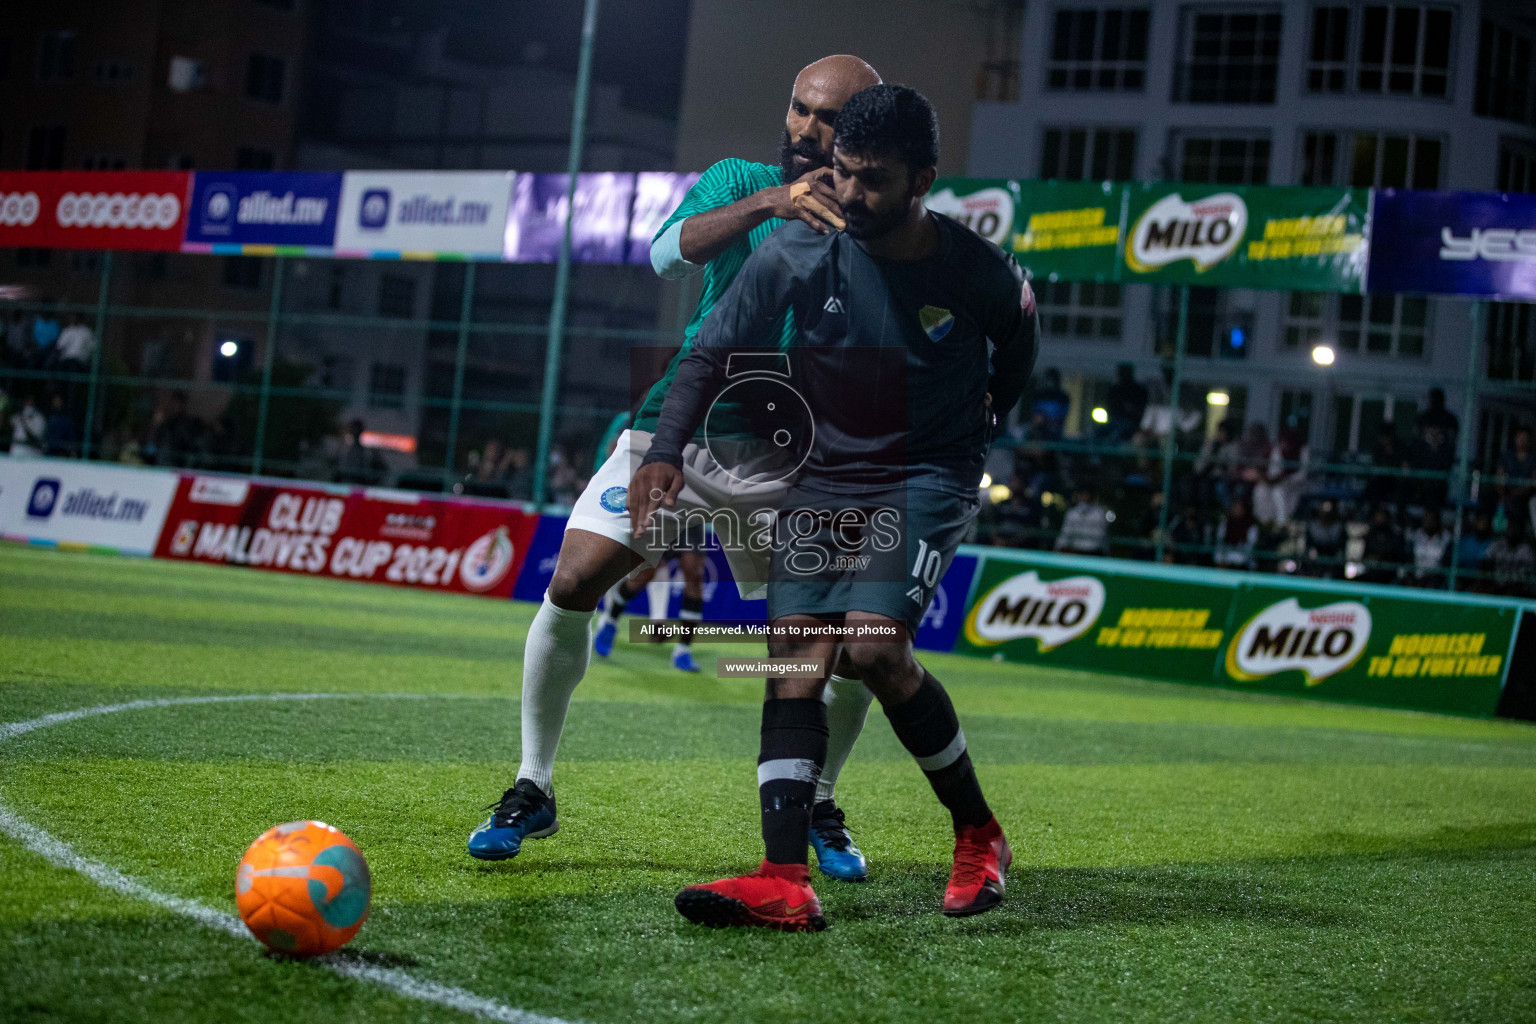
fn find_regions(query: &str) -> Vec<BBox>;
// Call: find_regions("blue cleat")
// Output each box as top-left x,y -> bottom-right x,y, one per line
467,779 -> 559,861
810,800 -> 868,882
593,619 -> 618,658
672,647 -> 701,673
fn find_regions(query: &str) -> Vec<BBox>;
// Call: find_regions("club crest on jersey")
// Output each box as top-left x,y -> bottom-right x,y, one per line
919,305 -> 954,341
599,486 -> 628,514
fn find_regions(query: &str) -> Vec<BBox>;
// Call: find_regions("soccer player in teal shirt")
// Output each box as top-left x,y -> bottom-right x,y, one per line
469,56 -> 883,882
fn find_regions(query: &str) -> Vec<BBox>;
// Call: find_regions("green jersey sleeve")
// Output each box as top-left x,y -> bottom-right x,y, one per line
653,159 -> 770,243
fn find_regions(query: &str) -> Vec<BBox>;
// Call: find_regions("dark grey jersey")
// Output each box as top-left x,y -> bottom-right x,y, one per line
643,213 -> 1039,495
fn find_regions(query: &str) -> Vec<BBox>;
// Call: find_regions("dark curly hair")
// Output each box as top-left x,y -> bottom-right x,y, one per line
832,84 -> 939,177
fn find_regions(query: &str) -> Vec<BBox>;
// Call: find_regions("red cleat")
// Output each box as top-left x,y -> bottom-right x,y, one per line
675,860 -> 827,932
942,815 -> 1012,917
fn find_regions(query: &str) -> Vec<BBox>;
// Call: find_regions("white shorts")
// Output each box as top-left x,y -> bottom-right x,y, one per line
566,429 -> 792,600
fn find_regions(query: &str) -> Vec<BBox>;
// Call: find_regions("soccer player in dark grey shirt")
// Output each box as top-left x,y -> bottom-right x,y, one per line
630,85 -> 1039,929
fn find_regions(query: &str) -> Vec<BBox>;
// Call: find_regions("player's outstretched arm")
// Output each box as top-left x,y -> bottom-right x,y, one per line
678,167 -> 841,266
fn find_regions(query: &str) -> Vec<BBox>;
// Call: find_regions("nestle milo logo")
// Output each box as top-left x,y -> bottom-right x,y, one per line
1225,597 -> 1371,685
1126,191 -> 1247,274
964,571 -> 1105,652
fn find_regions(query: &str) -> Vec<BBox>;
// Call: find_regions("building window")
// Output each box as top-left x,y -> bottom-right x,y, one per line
1307,6 -> 1351,92
167,55 -> 207,92
1476,19 -> 1536,127
1046,8 -> 1150,92
1498,141 -> 1536,193
223,256 -> 264,290
1037,281 -> 1123,341
35,30 -> 75,81
245,53 -> 286,104
1299,131 -> 1442,187
1176,134 -> 1271,184
26,126 -> 66,169
1174,9 -> 1282,104
82,155 -> 127,170
369,362 -> 406,409
1159,287 -> 1250,359
378,274 -> 417,318
1040,127 -> 1137,180
1310,4 -> 1453,97
236,147 -> 276,170
92,60 -> 135,83
1486,302 -> 1536,382
1288,294 -> 1428,357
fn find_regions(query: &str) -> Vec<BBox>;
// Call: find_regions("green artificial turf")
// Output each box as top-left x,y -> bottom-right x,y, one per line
1,543 -> 1534,1024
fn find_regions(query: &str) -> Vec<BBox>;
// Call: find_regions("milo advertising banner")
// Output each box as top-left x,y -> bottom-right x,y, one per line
951,547 -> 1522,717
1118,184 -> 1368,292
956,551 -> 1231,683
926,178 -> 1017,250
1219,584 -> 1518,715
1010,181 -> 1123,282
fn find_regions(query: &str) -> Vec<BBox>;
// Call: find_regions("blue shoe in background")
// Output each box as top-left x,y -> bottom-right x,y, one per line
593,619 -> 618,658
467,779 -> 559,861
810,800 -> 868,882
672,647 -> 700,673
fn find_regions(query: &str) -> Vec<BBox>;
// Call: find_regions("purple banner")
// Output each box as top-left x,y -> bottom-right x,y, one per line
504,172 -> 635,263
629,171 -> 700,265
1367,189 -> 1536,299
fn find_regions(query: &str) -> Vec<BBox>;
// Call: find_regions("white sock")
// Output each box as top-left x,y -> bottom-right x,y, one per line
672,642 -> 691,659
816,674 -> 875,803
516,594 -> 594,794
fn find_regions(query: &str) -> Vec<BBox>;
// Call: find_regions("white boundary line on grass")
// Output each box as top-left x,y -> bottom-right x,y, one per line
0,693 -> 580,1024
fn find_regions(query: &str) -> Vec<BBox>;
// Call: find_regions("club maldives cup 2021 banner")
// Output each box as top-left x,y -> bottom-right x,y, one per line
0,171 -> 190,251
154,475 -> 540,599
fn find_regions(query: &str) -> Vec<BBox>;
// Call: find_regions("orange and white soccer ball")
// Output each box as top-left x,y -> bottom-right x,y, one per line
235,820 -> 371,957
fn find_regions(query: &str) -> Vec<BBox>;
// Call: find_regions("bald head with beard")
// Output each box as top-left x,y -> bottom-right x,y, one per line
780,55 -> 881,182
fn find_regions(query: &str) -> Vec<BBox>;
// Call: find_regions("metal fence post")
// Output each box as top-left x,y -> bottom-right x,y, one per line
1154,286 -> 1190,563
251,256 -> 285,476
442,261 -> 477,492
1446,298 -> 1485,591
80,250 -> 112,461
533,0 -> 600,507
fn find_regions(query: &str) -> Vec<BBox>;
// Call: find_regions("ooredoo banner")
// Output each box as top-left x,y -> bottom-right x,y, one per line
155,476 -> 540,599
0,457 -> 179,554
183,171 -> 342,249
335,171 -> 514,258
1366,189 -> 1536,300
0,171 -> 190,251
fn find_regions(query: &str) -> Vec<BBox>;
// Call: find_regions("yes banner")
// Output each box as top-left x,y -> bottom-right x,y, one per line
1117,184 -> 1368,291
1366,189 -> 1536,300
953,547 -> 1521,717
155,475 -> 540,599
0,171 -> 190,251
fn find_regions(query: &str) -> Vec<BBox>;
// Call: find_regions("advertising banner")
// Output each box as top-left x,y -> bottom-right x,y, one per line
1008,180 -> 1124,282
334,171 -> 514,258
183,172 -> 342,250
1119,184 -> 1367,291
0,171 -> 190,251
926,178 -> 1019,250
1366,189 -> 1536,300
155,476 -> 540,599
629,172 -> 701,266
0,457 -> 178,554
956,551 -> 1230,682
1218,583 -> 1518,715
504,172 -> 637,263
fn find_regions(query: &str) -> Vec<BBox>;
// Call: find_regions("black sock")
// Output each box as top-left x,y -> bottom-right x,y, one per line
883,672 -> 991,830
758,698 -> 828,866
678,593 -> 704,646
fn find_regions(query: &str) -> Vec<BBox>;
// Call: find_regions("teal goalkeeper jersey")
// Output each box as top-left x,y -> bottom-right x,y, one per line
631,159 -> 795,435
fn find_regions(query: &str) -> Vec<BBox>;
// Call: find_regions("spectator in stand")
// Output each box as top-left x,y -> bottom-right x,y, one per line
1025,367 -> 1070,441
30,307 -> 62,369
1408,401 -> 1456,509
1105,362 -> 1148,443
1360,505 -> 1405,584
336,419 -> 387,485
43,393 -> 78,456
1416,387 -> 1459,445
143,392 -> 201,466
1363,423 -> 1408,509
4,311 -> 28,368
1193,418 -> 1241,513
1213,497 -> 1259,570
55,314 -> 96,374
987,473 -> 1045,549
1054,485 -> 1112,556
1406,507 -> 1452,587
463,437 -> 517,497
10,393 -> 46,455
1496,425 -> 1535,523
1301,499 -> 1346,577
1254,424 -> 1309,528
1455,510 -> 1495,588
1163,502 -> 1211,565
1234,422 -> 1271,498
1481,520 -> 1534,597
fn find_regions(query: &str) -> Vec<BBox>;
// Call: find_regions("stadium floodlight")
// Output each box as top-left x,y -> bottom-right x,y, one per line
988,483 -> 1012,503
219,340 -> 239,358
1091,406 -> 1109,424
1312,344 -> 1336,366
1207,391 -> 1230,406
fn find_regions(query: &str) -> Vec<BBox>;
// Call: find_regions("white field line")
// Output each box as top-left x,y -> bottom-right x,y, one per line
0,693 -> 579,1024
